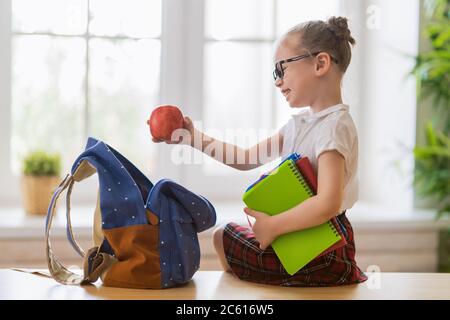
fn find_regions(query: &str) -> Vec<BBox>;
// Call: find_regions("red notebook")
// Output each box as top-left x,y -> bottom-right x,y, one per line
295,157 -> 347,255
295,157 -> 318,193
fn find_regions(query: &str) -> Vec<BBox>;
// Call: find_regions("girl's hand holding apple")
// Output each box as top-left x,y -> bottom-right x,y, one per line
147,105 -> 195,145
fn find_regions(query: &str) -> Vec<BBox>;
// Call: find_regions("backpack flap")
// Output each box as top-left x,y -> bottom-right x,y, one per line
147,179 -> 216,233
71,137 -> 151,229
146,179 -> 216,287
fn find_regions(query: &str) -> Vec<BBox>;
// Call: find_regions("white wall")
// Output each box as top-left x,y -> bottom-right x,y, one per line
345,0 -> 419,209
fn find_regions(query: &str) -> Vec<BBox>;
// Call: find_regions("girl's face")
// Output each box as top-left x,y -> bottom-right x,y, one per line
273,39 -> 316,108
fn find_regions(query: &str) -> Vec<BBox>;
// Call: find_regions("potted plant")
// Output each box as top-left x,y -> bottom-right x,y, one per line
411,0 -> 450,271
21,151 -> 61,216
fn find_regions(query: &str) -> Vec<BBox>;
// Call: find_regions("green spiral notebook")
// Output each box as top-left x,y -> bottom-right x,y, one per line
242,159 -> 342,275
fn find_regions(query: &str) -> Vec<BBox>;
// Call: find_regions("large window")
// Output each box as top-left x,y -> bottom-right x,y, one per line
0,0 -> 420,210
11,0 -> 161,176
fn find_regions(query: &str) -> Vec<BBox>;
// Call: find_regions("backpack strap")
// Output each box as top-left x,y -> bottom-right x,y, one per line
45,174 -> 86,284
45,174 -> 117,285
65,177 -> 85,258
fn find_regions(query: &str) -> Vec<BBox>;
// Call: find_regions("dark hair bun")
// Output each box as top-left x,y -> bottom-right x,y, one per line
327,16 -> 356,45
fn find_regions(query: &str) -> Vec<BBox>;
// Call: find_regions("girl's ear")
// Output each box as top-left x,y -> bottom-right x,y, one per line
314,52 -> 332,76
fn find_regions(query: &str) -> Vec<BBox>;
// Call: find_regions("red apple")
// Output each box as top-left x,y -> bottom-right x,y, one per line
147,105 -> 184,141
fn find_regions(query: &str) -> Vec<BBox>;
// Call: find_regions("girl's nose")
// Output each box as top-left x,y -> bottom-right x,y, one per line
275,78 -> 283,87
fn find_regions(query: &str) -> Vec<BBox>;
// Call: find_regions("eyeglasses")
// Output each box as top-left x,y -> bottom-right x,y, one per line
273,52 -> 339,81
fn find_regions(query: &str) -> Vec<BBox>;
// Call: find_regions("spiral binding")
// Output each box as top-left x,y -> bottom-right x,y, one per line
327,221 -> 340,238
287,161 -> 314,197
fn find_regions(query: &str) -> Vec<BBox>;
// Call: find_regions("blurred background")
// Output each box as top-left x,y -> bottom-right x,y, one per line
0,0 -> 448,273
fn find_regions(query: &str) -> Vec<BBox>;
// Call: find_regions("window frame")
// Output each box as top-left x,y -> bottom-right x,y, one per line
0,0 -> 15,206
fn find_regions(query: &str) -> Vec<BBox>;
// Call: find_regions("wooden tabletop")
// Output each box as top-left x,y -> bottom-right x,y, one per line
1,269 -> 449,300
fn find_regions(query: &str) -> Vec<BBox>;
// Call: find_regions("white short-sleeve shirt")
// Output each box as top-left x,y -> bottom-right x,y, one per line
279,104 -> 358,212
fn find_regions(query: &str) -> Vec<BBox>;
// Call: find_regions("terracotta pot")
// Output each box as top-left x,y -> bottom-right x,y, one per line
21,175 -> 61,216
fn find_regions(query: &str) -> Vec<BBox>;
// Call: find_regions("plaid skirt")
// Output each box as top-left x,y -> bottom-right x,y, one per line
222,212 -> 368,287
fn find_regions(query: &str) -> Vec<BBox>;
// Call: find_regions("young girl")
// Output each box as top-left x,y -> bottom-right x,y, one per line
153,16 -> 367,286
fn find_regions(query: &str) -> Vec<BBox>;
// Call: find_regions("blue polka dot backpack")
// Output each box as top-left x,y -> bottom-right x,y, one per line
45,137 -> 216,289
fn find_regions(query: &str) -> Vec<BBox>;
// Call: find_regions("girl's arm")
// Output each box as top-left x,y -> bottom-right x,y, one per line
157,116 -> 284,171
245,150 -> 344,249
191,131 -> 283,171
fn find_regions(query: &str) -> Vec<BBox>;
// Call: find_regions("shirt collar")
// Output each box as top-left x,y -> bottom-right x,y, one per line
292,104 -> 349,122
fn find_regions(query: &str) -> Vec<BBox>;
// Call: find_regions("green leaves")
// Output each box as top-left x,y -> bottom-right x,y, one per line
413,0 -> 450,131
412,0 -> 450,218
413,49 -> 450,122
413,122 -> 450,217
22,151 -> 61,176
